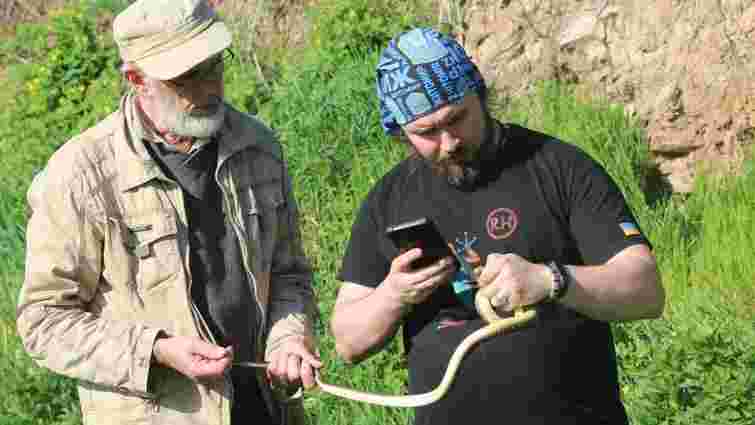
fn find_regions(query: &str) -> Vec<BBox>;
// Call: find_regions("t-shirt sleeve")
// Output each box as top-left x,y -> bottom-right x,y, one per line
337,198 -> 392,288
564,147 -> 651,265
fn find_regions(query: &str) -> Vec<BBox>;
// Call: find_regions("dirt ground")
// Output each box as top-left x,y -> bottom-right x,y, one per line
0,0 -> 69,31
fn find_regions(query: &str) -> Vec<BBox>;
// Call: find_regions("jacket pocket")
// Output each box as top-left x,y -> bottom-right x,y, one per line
79,381 -> 156,425
122,212 -> 180,293
246,182 -> 284,267
248,182 -> 284,219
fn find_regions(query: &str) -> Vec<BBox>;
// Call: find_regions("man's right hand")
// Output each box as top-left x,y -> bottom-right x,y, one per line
379,248 -> 455,306
152,335 -> 233,381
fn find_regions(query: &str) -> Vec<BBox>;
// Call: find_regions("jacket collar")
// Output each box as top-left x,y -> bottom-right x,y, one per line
115,92 -> 172,192
115,93 -> 282,193
215,105 -> 282,169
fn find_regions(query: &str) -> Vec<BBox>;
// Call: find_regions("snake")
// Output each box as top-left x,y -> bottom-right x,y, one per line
312,283 -> 537,407
236,282 -> 538,407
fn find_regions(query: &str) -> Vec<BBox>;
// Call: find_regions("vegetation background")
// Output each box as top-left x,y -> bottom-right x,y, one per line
0,1 -> 752,424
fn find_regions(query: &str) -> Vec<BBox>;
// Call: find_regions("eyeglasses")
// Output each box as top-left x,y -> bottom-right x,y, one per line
166,49 -> 234,89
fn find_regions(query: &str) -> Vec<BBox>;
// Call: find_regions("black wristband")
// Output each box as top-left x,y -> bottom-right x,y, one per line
546,261 -> 570,301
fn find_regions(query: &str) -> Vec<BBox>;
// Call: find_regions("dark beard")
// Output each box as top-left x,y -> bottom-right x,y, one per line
431,156 -> 481,188
427,119 -> 499,189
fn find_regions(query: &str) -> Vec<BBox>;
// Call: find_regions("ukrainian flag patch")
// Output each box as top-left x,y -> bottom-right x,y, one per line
619,222 -> 641,237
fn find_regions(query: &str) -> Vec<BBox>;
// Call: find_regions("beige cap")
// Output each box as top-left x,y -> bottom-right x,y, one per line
113,0 -> 231,80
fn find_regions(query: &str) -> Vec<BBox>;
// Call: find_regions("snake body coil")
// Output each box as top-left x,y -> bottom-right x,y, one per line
315,286 -> 537,407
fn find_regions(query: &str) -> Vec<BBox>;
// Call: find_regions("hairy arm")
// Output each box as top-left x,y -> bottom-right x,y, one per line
330,282 -> 405,364
560,244 -> 664,321
479,244 -> 665,322
331,248 -> 454,363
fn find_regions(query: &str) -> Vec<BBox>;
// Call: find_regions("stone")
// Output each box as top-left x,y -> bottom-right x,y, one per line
462,0 -> 755,193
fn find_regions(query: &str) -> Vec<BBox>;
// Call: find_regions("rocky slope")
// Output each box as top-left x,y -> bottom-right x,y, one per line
457,0 -> 754,192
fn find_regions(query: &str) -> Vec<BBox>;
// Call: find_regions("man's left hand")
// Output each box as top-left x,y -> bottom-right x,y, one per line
476,253 -> 552,311
266,336 -> 322,390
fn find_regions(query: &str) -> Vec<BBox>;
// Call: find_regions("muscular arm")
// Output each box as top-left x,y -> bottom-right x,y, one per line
331,249 -> 455,364
560,244 -> 664,321
330,282 -> 405,364
480,244 -> 664,323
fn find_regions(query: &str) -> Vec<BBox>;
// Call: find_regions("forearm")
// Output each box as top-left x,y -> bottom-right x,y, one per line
266,279 -> 318,358
266,175 -> 319,355
17,303 -> 162,395
331,284 -> 406,364
559,247 -> 664,321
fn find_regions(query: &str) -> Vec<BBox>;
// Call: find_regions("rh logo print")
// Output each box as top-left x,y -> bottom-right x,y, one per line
486,208 -> 518,240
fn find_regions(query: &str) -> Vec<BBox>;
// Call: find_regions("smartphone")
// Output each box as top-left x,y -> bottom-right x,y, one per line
385,217 -> 455,269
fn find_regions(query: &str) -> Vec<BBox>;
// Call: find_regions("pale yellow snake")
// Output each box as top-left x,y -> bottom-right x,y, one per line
312,284 -> 537,407
237,284 -> 537,407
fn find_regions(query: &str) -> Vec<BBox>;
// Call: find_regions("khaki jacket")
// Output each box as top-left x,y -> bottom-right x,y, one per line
17,102 -> 318,425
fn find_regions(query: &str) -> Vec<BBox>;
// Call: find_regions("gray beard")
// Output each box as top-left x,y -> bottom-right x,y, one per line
159,96 -> 226,139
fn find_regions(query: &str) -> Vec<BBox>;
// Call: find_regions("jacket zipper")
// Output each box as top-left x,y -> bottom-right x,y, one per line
164,178 -> 234,425
216,166 -> 267,349
164,180 -> 220,343
216,165 -> 279,422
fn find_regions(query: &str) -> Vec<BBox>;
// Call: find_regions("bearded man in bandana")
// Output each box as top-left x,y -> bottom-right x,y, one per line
331,27 -> 665,425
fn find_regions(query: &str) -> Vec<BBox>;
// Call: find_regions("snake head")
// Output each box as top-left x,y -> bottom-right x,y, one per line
474,284 -> 503,323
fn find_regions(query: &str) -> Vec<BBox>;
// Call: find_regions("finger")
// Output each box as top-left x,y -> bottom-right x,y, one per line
190,339 -> 231,360
222,345 -> 234,361
300,361 -> 316,389
477,256 -> 503,287
268,350 -> 285,378
414,256 -> 456,279
286,354 -> 301,383
414,268 -> 453,291
285,342 -> 323,368
193,356 -> 231,379
491,290 -> 511,311
412,277 -> 448,303
275,350 -> 288,377
391,248 -> 424,272
506,281 -> 530,308
477,283 -> 499,306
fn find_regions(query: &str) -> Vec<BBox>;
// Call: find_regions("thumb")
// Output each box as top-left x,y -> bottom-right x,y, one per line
391,248 -> 422,272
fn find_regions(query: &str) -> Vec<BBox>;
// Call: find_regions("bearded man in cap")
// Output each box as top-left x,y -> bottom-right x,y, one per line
331,27 -> 665,425
16,1 -> 320,424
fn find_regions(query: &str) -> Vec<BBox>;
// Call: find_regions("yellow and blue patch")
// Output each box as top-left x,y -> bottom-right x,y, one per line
619,222 -> 641,237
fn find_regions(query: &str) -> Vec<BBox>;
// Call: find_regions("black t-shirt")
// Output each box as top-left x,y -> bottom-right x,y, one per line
338,123 -> 649,425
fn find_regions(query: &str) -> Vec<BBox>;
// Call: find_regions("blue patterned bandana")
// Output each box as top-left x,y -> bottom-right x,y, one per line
376,27 -> 486,135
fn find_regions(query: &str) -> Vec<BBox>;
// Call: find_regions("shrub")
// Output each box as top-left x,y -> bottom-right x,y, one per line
616,288 -> 754,425
297,0 -> 432,75
0,2 -> 122,197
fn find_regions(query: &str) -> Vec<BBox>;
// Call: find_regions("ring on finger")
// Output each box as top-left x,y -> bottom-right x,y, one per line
492,292 -> 510,309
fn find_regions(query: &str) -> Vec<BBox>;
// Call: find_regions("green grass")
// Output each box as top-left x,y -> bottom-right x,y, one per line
0,190 -> 82,425
0,2 -> 753,425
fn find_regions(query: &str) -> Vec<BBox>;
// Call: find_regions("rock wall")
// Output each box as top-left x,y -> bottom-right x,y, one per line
457,0 -> 755,192
11,0 -> 748,193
